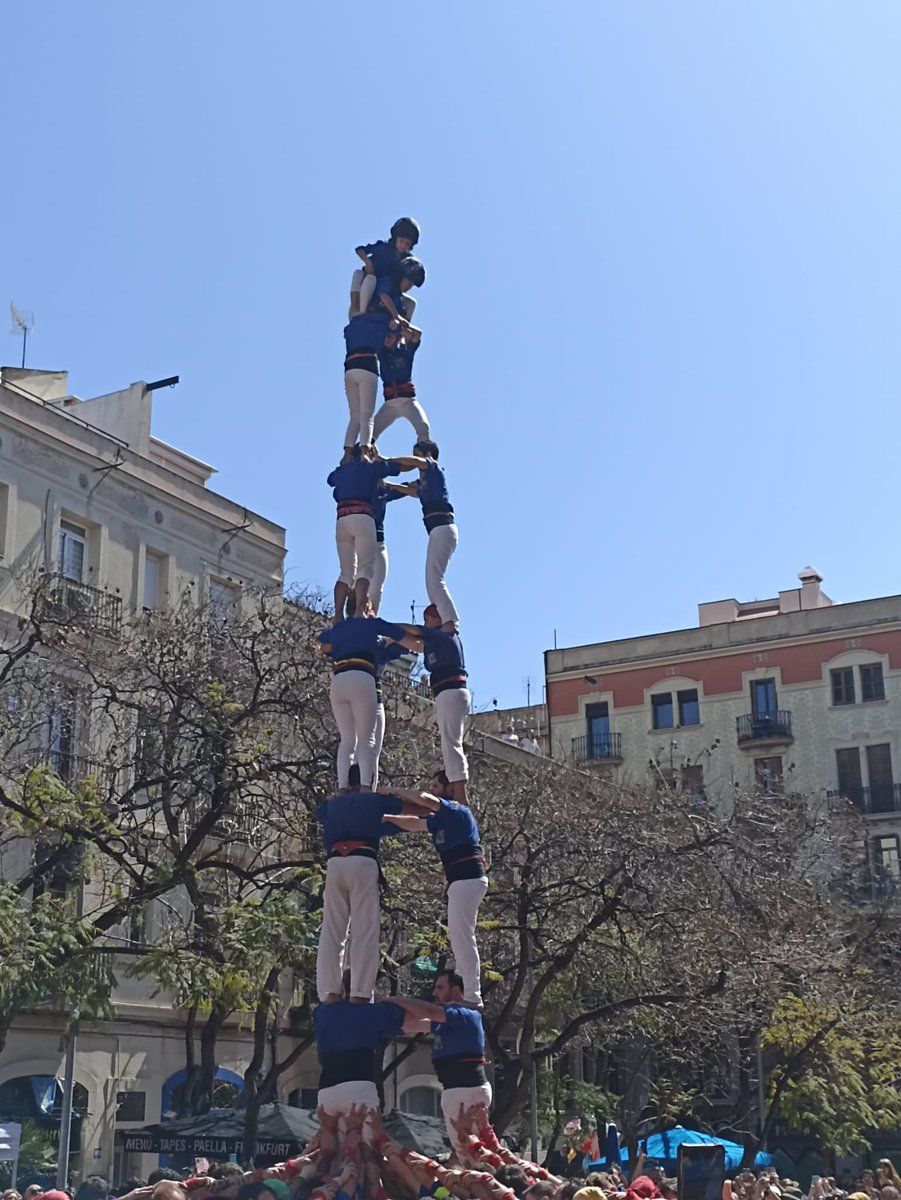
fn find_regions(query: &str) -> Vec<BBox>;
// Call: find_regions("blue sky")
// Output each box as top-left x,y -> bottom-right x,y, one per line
5,2 -> 901,709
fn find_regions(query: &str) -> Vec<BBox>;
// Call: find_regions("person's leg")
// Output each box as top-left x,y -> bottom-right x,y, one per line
446,877 -> 489,1005
372,397 -> 401,442
405,398 -> 431,441
347,673 -> 379,788
352,517 -> 378,614
369,542 -> 388,614
336,516 -> 358,591
330,674 -> 358,789
358,371 -> 378,453
340,367 -> 362,448
333,580 -> 350,623
371,702 -> 386,791
348,857 -> 380,1001
349,268 -> 365,318
316,860 -> 351,1001
425,524 -> 460,625
435,686 -> 470,789
359,274 -> 377,313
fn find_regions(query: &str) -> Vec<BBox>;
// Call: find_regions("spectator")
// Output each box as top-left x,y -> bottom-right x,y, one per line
500,721 -> 519,744
146,1175 -> 181,1188
524,1185 -> 557,1200
520,732 -> 540,752
3,1190 -> 22,1200
496,1167 -> 530,1198
23,1188 -> 42,1200
559,1183 -> 585,1200
878,1166 -> 901,1194
151,1182 -> 186,1200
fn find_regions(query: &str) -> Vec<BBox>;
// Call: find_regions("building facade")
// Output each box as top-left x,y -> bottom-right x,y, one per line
544,568 -> 901,894
0,368 -> 436,1186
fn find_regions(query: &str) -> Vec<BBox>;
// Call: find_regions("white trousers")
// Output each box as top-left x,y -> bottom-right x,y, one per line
336,514 -> 377,585
330,670 -> 379,787
344,368 -> 378,448
369,542 -> 388,614
350,269 -> 377,315
318,1080 -> 380,1115
372,395 -> 431,443
316,856 -> 381,1000
441,1082 -> 493,1147
372,702 -> 385,792
426,524 -> 459,624
436,686 -> 470,781
447,876 -> 488,1004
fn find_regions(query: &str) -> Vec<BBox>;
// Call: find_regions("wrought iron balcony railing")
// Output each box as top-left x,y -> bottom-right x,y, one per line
47,575 -> 122,636
736,710 -> 793,744
571,732 -> 623,762
830,783 -> 901,815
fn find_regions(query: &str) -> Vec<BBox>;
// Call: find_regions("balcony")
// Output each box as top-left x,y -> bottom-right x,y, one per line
46,575 -> 122,637
571,732 -> 623,764
831,784 -> 901,816
736,710 -> 793,748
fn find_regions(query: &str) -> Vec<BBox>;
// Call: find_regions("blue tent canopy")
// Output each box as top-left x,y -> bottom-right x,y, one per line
642,1127 -> 773,1171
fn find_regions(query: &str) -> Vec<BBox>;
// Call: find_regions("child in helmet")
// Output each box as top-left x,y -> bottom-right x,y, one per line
350,217 -> 421,318
371,255 -> 426,328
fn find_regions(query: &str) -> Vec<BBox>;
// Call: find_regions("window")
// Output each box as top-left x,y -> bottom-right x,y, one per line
586,702 -> 610,757
677,688 -> 700,726
143,552 -> 161,611
871,835 -> 900,897
861,663 -> 885,703
751,678 -> 777,717
680,765 -> 705,799
400,1085 -> 442,1118
754,756 -> 783,793
45,698 -> 77,780
0,483 -> 9,559
208,579 -> 238,634
651,693 -> 674,729
866,743 -> 894,812
116,1091 -> 147,1123
836,747 -> 863,804
831,668 -> 855,706
58,520 -> 87,583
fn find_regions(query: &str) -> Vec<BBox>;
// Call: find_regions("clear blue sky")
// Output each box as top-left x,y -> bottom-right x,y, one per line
5,2 -> 901,709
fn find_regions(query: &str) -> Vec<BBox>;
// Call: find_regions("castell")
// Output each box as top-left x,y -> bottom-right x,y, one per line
172,220 -> 565,1198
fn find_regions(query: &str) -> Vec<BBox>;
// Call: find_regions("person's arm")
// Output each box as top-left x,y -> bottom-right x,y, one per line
378,291 -> 406,323
382,813 -> 429,832
355,246 -> 375,273
388,995 -> 448,1023
383,481 -> 417,497
403,1015 -> 432,1035
382,632 -> 422,654
382,454 -> 428,471
388,787 -> 442,812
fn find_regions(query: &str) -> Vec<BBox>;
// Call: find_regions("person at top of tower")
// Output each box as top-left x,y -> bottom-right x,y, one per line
370,255 -> 426,329
387,970 -> 491,1152
372,324 -> 430,447
384,770 -> 487,1006
327,445 -> 425,619
386,605 -> 470,803
349,216 -> 420,319
384,439 -> 459,629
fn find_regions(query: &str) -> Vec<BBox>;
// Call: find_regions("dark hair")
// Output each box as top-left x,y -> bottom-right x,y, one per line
390,216 -> 420,247
524,1185 -> 557,1200
495,1167 -> 530,1195
399,256 -> 426,287
431,768 -> 450,789
209,1166 -> 245,1182
559,1183 -> 584,1200
116,1182 -> 145,1198
437,967 -> 464,993
586,1175 -> 609,1189
414,440 -> 439,460
148,1171 -> 184,1185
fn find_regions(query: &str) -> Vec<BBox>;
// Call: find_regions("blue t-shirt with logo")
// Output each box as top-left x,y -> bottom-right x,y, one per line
315,791 -> 403,854
431,1005 -> 485,1061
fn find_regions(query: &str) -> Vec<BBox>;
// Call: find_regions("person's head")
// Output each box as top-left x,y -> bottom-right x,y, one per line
398,256 -> 426,289
862,1175 -> 875,1186
414,439 -> 439,461
428,767 -> 451,796
115,1182 -> 144,1198
585,1177 -> 609,1191
3,1190 -> 22,1200
237,1184 -> 291,1200
495,1168 -> 530,1197
880,1188 -> 899,1200
423,603 -> 441,628
524,1185 -> 556,1200
147,1173 -> 182,1187
558,1183 -> 584,1200
209,1167 -> 245,1183
660,1180 -> 678,1199
23,1188 -> 42,1200
151,1181 -> 186,1200
433,968 -> 465,1004
80,1177 -> 109,1200
390,216 -> 420,252
647,1167 -> 666,1185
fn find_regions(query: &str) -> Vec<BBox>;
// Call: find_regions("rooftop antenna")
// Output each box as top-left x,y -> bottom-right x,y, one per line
10,302 -> 35,368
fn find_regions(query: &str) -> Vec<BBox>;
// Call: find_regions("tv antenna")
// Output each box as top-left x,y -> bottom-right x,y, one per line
10,303 -> 35,368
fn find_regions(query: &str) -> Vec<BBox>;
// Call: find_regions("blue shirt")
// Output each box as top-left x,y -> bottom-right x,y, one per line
344,312 -> 390,355
378,338 -> 419,387
417,462 -> 452,508
431,1005 -> 485,1061
372,484 -> 405,537
422,627 -> 465,674
375,639 -> 406,681
315,790 -> 404,853
314,1000 -> 404,1055
371,276 -> 409,320
426,798 -> 480,856
358,239 -> 400,279
328,460 -> 403,505
318,617 -> 406,663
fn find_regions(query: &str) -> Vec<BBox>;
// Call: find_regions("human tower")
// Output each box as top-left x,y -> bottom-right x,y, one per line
289,220 -> 560,1197
180,217 -> 559,1200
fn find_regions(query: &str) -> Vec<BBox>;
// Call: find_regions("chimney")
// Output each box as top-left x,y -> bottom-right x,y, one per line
798,566 -> 830,610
